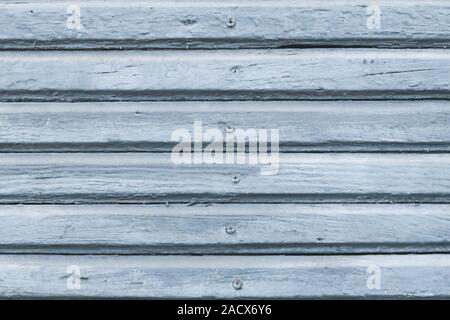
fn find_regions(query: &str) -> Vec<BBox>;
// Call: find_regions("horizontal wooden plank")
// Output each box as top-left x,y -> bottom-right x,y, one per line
1,254 -> 450,298
1,153 -> 450,203
0,50 -> 448,101
0,1 -> 449,49
1,204 -> 450,254
1,101 -> 450,152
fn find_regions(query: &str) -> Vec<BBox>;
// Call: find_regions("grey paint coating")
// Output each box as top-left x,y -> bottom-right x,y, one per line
1,254 -> 450,298
0,204 -> 449,254
0,101 -> 450,152
0,49 -> 448,101
0,1 -> 449,49
0,153 -> 450,203
1,0 -> 449,299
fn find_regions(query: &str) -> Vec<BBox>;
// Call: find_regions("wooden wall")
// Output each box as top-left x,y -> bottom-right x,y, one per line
0,0 -> 449,298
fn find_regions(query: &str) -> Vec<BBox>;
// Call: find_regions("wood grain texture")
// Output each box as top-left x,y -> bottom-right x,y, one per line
1,254 -> 450,298
0,101 -> 450,152
0,50 -> 448,101
0,153 -> 450,203
1,204 -> 450,254
0,1 -> 449,49
1,0 -> 449,301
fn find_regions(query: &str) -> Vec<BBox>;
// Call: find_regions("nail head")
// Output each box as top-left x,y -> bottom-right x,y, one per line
232,279 -> 243,290
225,225 -> 236,234
227,17 -> 236,28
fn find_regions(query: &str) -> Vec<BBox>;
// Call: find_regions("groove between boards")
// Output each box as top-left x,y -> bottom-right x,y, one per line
1,194 -> 450,204
0,91 -> 449,102
0,143 -> 449,153
1,244 -> 450,256
2,39 -> 450,50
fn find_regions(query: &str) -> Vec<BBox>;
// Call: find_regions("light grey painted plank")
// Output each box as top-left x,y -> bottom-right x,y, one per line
1,254 -> 450,298
0,50 -> 448,101
0,1 -> 449,49
1,101 -> 450,152
0,153 -> 450,203
1,204 -> 450,254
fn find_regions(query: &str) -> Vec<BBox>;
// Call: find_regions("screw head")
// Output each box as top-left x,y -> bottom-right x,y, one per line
232,278 -> 243,290
225,224 -> 236,234
226,17 -> 236,28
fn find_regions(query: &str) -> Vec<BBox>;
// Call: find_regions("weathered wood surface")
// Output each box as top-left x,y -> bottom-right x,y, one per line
1,0 -> 449,300
0,1 -> 449,49
1,204 -> 449,254
1,254 -> 450,298
0,153 -> 450,203
0,50 -> 448,101
1,101 -> 450,152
